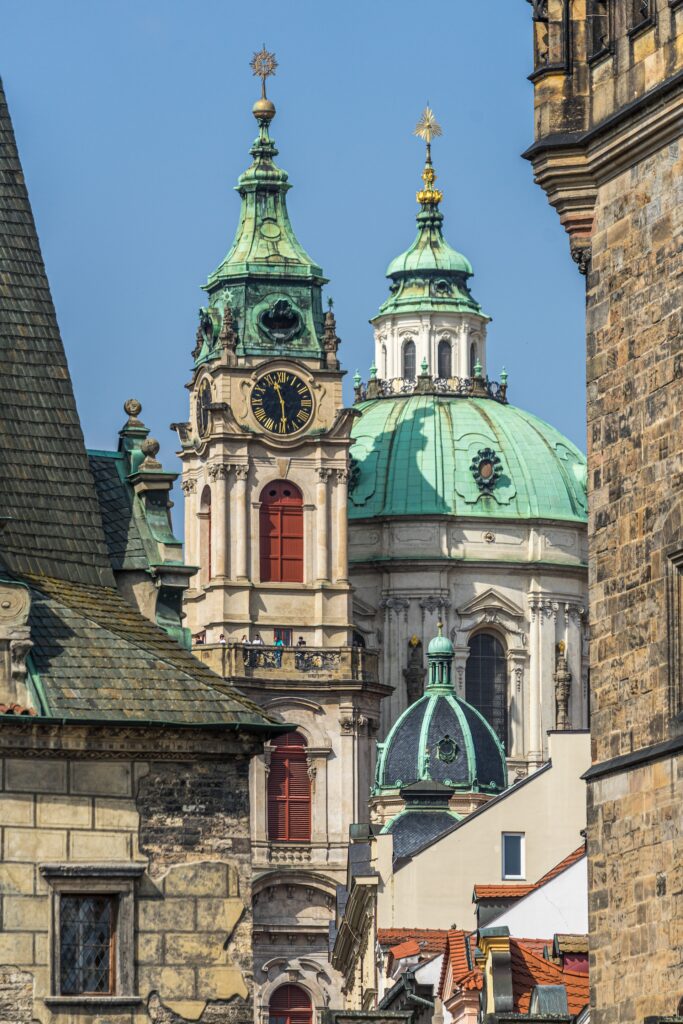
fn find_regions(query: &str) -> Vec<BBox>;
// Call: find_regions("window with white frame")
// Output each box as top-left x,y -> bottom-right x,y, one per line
41,863 -> 144,1005
502,832 -> 525,879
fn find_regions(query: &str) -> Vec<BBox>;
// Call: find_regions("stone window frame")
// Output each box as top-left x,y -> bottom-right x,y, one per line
40,863 -> 145,1009
587,0 -> 615,64
627,0 -> 657,39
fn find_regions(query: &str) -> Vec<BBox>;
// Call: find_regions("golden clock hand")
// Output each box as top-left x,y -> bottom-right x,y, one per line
273,381 -> 286,423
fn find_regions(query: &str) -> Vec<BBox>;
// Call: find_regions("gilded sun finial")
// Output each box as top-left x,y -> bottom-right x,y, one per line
414,106 -> 443,144
250,45 -> 278,98
414,105 -> 444,207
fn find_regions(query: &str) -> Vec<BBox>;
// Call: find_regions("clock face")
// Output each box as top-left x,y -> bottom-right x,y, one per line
250,370 -> 313,435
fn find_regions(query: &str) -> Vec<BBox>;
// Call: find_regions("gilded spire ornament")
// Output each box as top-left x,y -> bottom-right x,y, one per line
250,46 -> 278,123
413,105 -> 444,206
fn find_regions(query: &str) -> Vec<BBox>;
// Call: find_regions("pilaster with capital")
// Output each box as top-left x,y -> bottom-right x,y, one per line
233,463 -> 249,581
316,468 -> 331,583
333,468 -> 349,583
208,462 -> 231,578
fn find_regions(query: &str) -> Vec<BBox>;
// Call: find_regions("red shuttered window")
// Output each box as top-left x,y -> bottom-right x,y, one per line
267,732 -> 311,842
260,481 -> 304,583
269,985 -> 312,1024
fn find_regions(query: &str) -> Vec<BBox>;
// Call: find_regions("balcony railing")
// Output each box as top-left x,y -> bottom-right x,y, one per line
353,372 -> 508,405
193,642 -> 379,684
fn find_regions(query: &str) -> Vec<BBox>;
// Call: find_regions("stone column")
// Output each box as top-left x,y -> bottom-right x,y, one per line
233,464 -> 249,581
181,478 -> 198,571
507,648 -> 527,759
208,463 -> 230,578
528,595 -> 542,766
333,468 -> 349,583
316,469 -> 331,583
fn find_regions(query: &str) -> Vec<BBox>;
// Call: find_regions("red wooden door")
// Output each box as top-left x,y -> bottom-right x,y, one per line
267,732 -> 311,842
260,482 -> 303,583
269,985 -> 312,1024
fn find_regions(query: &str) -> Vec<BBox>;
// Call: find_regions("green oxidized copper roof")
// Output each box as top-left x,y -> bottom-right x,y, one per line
196,102 -> 327,364
348,394 -> 587,523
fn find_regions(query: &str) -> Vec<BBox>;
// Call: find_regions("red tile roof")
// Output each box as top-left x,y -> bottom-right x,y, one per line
0,703 -> 36,716
438,930 -> 477,1000
377,929 -> 449,955
457,968 -> 484,992
473,844 -> 586,902
387,939 -> 422,960
511,939 -> 589,1016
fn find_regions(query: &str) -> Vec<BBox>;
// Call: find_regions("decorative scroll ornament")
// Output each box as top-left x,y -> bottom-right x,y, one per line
470,448 -> 502,492
436,735 -> 458,764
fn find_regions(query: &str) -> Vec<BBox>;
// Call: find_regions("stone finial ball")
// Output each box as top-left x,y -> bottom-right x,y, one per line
141,437 -> 160,459
124,398 -> 142,418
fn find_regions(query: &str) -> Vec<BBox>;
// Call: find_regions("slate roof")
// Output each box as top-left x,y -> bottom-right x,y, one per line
87,453 -> 148,571
0,79 -> 280,733
510,939 -> 589,1016
0,78 -> 114,587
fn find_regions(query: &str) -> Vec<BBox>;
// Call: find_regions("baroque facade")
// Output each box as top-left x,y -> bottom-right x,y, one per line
524,2 -> 683,1022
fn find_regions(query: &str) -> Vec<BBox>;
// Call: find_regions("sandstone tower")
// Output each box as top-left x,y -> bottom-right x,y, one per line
524,3 -> 682,1021
174,53 -> 389,1017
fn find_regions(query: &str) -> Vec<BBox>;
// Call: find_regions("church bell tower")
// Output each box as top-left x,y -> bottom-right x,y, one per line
175,50 -> 389,1016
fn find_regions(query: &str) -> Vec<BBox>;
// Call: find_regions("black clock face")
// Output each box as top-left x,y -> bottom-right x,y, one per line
250,371 -> 313,435
197,379 -> 212,437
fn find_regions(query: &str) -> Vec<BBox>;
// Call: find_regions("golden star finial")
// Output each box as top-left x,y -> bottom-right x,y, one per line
414,106 -> 443,144
413,106 -> 444,207
250,46 -> 278,99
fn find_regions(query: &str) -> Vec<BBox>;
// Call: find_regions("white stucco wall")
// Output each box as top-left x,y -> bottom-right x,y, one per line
485,856 -> 588,937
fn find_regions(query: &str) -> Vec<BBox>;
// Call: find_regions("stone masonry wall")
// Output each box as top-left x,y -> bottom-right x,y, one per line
585,137 -> 683,1023
0,746 -> 254,1024
587,139 -> 683,759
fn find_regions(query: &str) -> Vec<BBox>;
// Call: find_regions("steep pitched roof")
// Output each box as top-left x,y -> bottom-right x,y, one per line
0,78 -> 113,586
510,939 -> 589,1016
22,574 -> 276,727
88,453 -> 148,571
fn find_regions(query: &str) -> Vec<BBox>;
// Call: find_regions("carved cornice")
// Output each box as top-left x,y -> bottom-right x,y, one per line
524,72 -> 683,264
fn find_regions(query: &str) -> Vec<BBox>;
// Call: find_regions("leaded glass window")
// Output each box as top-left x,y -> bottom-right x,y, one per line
466,633 -> 508,752
60,895 -> 115,995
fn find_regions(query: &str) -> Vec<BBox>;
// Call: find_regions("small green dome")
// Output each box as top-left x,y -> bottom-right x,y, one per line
428,628 -> 454,657
349,394 -> 587,524
376,207 -> 485,319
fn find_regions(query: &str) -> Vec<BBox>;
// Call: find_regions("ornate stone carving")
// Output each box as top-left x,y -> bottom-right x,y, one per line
554,642 -> 572,730
208,463 -> 231,481
140,437 -> 161,470
0,581 -> 33,709
571,243 -> 592,276
218,304 -> 238,354
233,465 -> 250,481
295,650 -> 341,672
403,636 -> 426,705
316,467 -> 332,483
181,478 -> 197,495
419,595 -> 451,614
339,716 -> 356,735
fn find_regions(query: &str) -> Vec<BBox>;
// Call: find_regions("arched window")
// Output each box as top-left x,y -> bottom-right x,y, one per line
438,339 -> 452,378
469,342 -> 476,376
403,340 -> 416,380
466,633 -> 508,752
267,732 -> 311,842
260,481 -> 304,583
269,985 -> 312,1024
199,485 -> 212,584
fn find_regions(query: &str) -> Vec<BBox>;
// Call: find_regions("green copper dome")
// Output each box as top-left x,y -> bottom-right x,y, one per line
374,628 -> 508,796
386,207 -> 473,278
194,100 -> 328,365
348,394 -> 587,523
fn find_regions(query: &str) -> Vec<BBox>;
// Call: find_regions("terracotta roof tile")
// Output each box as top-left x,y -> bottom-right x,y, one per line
438,930 -> 473,999
387,939 -> 421,960
473,844 -> 586,902
378,929 -> 449,955
0,703 -> 36,716
511,939 -> 589,1016
458,968 -> 484,992
473,883 -> 535,899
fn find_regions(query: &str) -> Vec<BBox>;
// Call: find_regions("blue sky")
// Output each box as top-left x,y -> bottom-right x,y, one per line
1,0 -> 585,501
